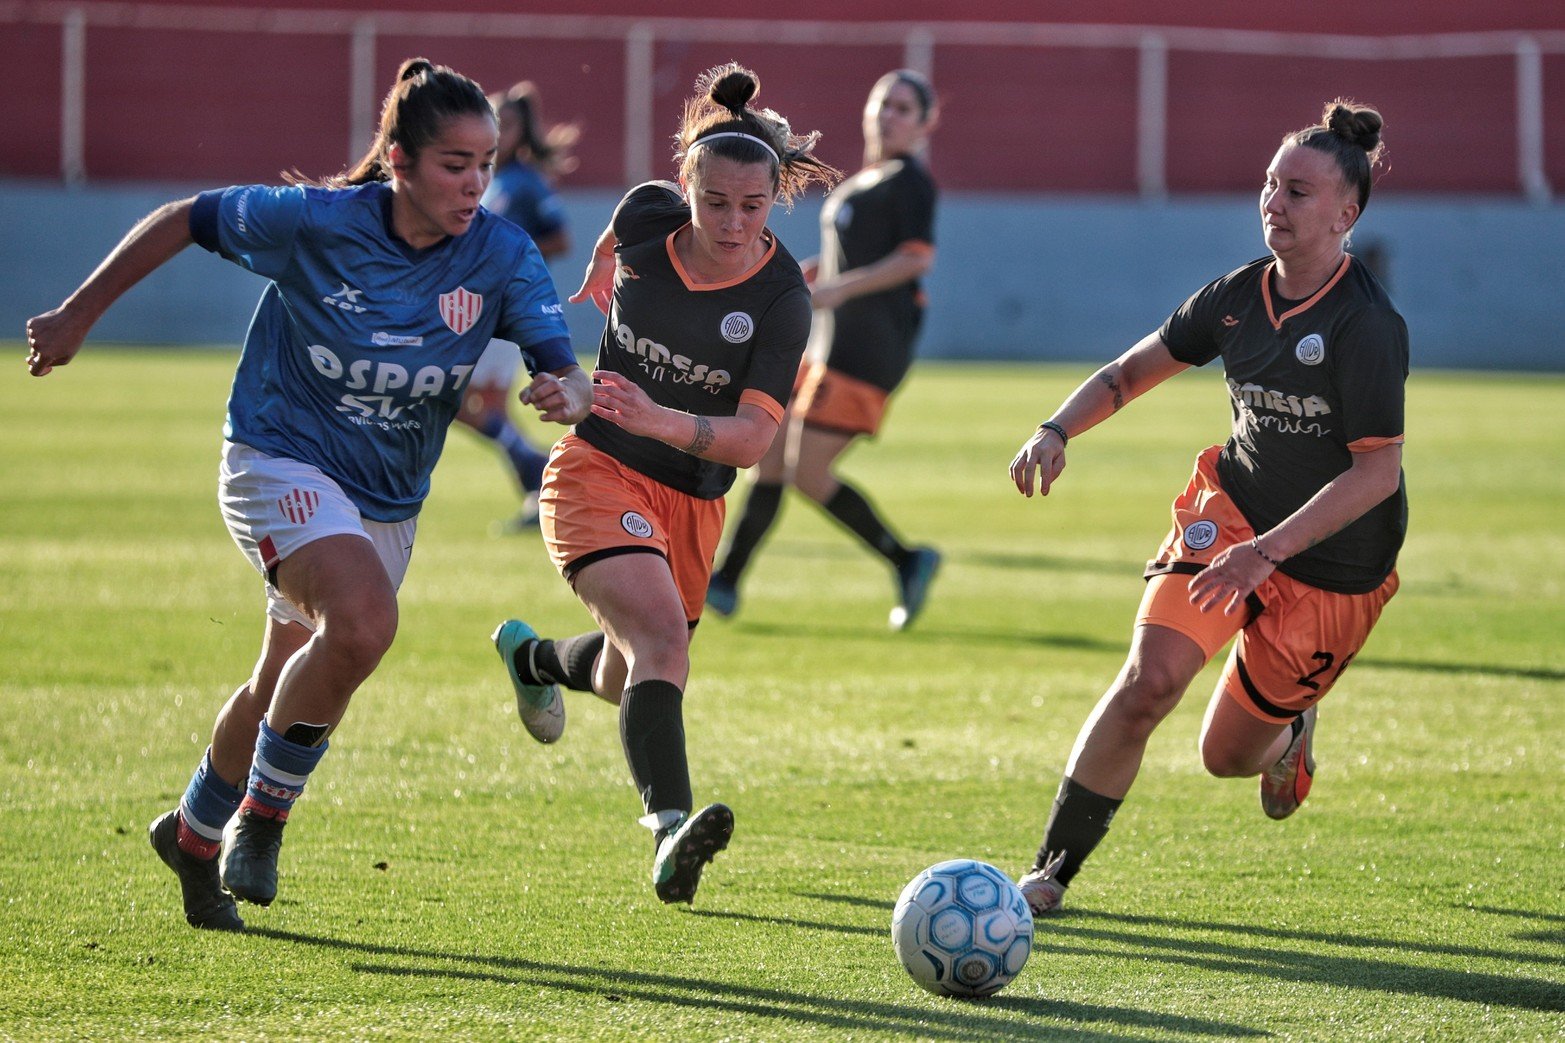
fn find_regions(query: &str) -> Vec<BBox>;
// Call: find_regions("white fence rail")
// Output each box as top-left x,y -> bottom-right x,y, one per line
5,1 -> 1559,201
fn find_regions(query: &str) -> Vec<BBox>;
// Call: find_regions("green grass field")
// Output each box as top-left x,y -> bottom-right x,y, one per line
2,348 -> 1562,1041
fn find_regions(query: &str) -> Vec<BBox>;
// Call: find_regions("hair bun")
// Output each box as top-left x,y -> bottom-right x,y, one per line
708,66 -> 759,117
398,57 -> 435,83
1323,100 -> 1383,153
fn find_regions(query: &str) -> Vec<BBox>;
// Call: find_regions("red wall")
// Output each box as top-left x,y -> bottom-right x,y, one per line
6,2 -> 1561,194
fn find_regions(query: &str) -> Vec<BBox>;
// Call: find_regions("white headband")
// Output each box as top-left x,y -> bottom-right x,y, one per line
691,131 -> 780,164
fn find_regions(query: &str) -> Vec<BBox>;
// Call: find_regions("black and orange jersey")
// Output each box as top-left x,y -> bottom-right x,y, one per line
1160,254 -> 1409,594
810,156 -> 937,392
575,181 -> 812,500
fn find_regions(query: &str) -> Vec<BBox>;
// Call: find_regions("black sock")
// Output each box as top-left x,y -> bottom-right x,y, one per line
526,631 -> 604,692
1035,776 -> 1124,887
822,482 -> 910,568
714,482 -> 784,586
619,679 -> 693,818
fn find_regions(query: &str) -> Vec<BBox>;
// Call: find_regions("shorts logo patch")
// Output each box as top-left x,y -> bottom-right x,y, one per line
621,511 -> 654,539
278,489 -> 320,525
1183,520 -> 1219,551
720,312 -> 754,344
1295,333 -> 1326,366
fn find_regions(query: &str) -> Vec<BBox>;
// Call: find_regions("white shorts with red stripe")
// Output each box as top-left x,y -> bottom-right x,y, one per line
218,441 -> 418,629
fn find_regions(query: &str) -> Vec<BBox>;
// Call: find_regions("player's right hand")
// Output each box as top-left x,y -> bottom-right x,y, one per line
24,307 -> 89,377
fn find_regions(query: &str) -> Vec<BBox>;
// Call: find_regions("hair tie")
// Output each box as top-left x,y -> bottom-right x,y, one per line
691,131 -> 779,164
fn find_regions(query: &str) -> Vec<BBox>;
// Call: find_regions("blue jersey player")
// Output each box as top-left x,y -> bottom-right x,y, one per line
24,58 -> 593,931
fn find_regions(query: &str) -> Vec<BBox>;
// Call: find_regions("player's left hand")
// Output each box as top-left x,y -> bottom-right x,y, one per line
522,367 -> 593,424
1009,426 -> 1067,497
1187,541 -> 1275,616
588,370 -> 667,438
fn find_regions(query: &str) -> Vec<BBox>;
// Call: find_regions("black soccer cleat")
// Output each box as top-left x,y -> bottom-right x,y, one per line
219,807 -> 287,906
148,809 -> 244,932
652,803 -> 734,905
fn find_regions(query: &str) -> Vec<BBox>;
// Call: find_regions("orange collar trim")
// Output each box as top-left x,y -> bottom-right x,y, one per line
1262,254 -> 1352,330
665,225 -> 777,292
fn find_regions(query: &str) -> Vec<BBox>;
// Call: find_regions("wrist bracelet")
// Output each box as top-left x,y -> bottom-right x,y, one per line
1250,538 -> 1282,567
1039,420 -> 1069,446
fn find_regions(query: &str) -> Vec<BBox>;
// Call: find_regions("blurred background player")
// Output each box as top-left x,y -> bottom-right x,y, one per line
1006,101 -> 1407,915
707,69 -> 941,630
491,62 -> 839,904
459,80 -> 582,532
24,58 -> 591,930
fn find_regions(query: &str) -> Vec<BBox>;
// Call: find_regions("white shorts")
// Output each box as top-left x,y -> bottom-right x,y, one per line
469,338 -> 522,390
218,441 -> 418,629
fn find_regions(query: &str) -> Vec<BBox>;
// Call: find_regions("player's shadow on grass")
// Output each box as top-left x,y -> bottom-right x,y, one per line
248,927 -> 1266,1041
1353,655 -> 1565,682
1044,909 -> 1565,1012
1462,904 -> 1565,947
734,619 -> 1124,655
791,893 -> 1565,1013
768,538 -> 1133,578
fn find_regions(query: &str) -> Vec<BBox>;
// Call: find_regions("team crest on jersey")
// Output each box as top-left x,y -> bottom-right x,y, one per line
438,287 -> 484,335
720,312 -> 755,344
621,511 -> 655,539
1295,333 -> 1326,366
1183,520 -> 1218,551
278,489 -> 320,525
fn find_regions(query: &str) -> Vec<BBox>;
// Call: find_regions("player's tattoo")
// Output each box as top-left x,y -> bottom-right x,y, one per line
683,415 -> 715,456
1097,369 -> 1125,411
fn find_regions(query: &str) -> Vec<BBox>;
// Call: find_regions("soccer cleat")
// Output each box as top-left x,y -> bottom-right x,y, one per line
889,546 -> 942,631
1260,706 -> 1318,820
652,803 -> 734,905
492,619 -> 565,744
1017,851 -> 1068,916
219,808 -> 287,906
496,492 -> 541,535
704,576 -> 740,618
148,809 -> 244,932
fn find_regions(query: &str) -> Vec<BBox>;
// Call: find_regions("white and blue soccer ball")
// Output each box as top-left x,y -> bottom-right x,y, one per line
891,858 -> 1034,998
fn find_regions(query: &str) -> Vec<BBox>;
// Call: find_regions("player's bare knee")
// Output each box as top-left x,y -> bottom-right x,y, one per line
1108,668 -> 1187,732
318,602 -> 398,673
1199,738 -> 1256,778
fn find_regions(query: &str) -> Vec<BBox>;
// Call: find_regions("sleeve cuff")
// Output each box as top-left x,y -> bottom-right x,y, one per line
189,190 -> 225,253
521,335 -> 578,374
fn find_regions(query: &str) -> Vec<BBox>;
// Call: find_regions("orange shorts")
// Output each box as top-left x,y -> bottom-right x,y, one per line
539,434 -> 725,624
793,362 -> 891,436
1137,445 -> 1399,723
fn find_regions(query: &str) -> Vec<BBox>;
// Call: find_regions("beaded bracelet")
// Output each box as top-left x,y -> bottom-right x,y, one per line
1250,538 -> 1282,567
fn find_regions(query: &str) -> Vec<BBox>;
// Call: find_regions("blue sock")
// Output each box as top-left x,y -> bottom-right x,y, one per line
176,748 -> 242,859
239,719 -> 328,823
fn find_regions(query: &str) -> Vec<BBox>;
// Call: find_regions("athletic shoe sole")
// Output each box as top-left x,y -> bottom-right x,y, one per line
653,803 -> 734,905
492,619 -> 565,744
1261,706 -> 1317,820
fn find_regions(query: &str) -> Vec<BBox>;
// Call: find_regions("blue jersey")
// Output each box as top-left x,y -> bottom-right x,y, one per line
482,160 -> 566,241
190,182 -> 575,522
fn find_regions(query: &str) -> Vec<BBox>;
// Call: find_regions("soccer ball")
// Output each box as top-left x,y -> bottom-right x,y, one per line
891,858 -> 1034,998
